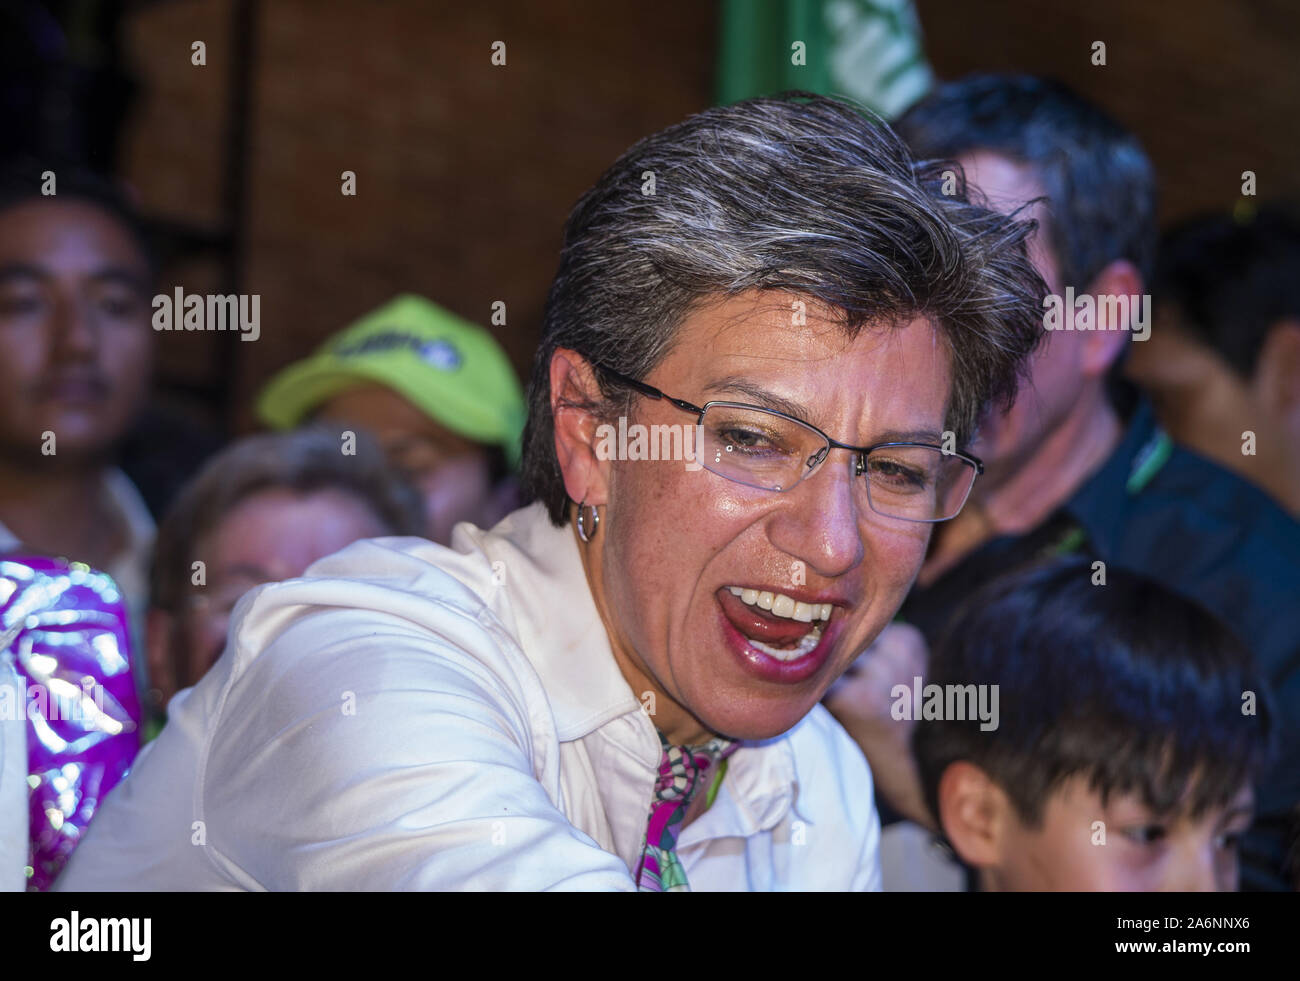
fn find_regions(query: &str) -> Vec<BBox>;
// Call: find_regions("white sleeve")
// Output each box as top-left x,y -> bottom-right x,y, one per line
0,656 -> 28,892
199,602 -> 636,891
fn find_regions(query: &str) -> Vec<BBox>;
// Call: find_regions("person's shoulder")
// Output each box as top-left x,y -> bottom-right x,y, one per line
775,705 -> 881,887
1085,405 -> 1300,577
1141,441 -> 1300,578
230,532 -> 500,648
264,502 -> 561,630
197,532 -> 562,831
1087,404 -> 1299,561
299,532 -> 497,603
781,703 -> 876,811
1160,443 -> 1300,540
1096,435 -> 1300,667
785,702 -> 872,764
227,532 -> 535,689
210,505 -> 576,757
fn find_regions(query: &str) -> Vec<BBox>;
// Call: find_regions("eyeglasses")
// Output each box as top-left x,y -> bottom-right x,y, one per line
592,363 -> 983,523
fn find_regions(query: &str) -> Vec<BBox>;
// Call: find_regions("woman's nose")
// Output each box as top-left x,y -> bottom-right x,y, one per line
767,454 -> 865,579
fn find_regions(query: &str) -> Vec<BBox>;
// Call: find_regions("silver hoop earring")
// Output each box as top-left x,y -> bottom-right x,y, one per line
576,500 -> 599,543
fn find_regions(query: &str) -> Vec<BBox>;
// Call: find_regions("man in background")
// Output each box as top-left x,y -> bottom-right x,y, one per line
827,74 -> 1300,891
257,293 -> 526,545
1127,205 -> 1300,516
0,166 -> 156,686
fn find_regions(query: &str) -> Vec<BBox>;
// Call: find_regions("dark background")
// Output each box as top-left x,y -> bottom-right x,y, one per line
5,0 -> 1298,443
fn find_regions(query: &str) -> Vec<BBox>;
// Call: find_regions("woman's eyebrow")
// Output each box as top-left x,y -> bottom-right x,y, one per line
702,376 -> 813,420
872,428 -> 948,445
702,376 -> 945,444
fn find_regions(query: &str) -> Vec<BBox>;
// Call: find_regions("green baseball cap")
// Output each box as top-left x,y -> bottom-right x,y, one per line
256,294 -> 527,469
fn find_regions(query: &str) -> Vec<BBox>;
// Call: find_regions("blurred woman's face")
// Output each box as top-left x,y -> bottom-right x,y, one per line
314,384 -> 497,545
166,488 -> 389,700
570,291 -> 953,743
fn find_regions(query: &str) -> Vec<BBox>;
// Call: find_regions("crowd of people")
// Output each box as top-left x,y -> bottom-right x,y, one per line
0,72 -> 1296,892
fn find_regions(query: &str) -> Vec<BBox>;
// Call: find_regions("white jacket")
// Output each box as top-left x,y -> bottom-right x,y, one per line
58,503 -> 881,891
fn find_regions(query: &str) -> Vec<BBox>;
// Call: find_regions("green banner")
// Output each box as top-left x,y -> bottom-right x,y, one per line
717,0 -> 934,120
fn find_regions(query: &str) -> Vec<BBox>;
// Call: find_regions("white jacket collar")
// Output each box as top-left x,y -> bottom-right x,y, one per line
455,503 -> 805,840
453,502 -> 645,744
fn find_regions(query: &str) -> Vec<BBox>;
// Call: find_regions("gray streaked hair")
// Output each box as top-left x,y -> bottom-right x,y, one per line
894,74 -> 1157,292
522,92 -> 1046,525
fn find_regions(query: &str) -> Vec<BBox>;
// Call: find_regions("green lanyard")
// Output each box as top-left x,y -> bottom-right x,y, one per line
1053,430 -> 1173,557
1126,431 -> 1174,495
704,758 -> 729,810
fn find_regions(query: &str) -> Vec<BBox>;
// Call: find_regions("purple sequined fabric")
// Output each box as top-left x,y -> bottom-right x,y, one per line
0,556 -> 140,890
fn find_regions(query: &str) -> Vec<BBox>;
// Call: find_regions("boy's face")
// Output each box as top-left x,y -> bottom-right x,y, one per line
983,774 -> 1254,892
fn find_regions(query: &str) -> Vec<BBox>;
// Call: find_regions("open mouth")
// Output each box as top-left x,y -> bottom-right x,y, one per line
717,585 -> 836,664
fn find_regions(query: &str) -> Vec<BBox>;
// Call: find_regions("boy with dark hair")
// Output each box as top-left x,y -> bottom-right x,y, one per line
915,557 -> 1272,891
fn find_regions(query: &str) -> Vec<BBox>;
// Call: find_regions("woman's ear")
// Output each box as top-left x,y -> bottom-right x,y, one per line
549,348 -> 612,509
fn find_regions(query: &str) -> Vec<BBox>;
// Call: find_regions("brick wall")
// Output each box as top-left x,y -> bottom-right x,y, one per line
119,1 -> 1298,432
120,0 -> 717,432
917,0 -> 1300,221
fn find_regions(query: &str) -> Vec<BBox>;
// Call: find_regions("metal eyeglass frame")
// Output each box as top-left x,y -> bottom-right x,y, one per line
589,361 -> 985,523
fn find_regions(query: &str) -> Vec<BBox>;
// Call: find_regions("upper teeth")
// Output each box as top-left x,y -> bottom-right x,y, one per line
728,587 -> 832,623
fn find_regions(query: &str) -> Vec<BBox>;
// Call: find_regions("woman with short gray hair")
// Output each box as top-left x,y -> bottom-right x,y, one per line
59,93 -> 1044,892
